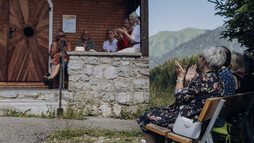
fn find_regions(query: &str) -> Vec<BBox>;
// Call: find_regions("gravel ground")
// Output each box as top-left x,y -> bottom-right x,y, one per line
0,117 -> 140,143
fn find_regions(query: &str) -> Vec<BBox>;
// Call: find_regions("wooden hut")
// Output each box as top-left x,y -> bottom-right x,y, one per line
0,0 -> 148,88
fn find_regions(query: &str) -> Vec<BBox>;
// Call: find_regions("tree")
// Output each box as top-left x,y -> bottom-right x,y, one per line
208,0 -> 254,50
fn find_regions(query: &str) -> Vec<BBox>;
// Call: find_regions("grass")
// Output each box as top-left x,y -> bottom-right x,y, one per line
46,129 -> 144,143
0,108 -> 39,118
0,105 -> 86,120
149,87 -> 175,109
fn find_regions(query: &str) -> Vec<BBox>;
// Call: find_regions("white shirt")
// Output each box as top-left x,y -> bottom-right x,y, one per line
131,25 -> 140,49
103,39 -> 118,52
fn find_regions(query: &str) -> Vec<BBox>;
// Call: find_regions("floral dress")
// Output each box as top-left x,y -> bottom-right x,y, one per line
137,71 -> 224,132
50,42 -> 72,65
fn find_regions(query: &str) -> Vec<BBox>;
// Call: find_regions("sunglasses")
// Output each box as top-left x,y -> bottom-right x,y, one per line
107,32 -> 113,35
199,55 -> 205,60
59,35 -> 65,38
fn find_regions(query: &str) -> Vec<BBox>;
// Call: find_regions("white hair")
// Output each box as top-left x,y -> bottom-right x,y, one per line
203,46 -> 226,70
231,52 -> 245,73
129,12 -> 140,25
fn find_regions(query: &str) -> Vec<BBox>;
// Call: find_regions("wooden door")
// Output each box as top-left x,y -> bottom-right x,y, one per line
0,0 -> 9,81
1,0 -> 49,82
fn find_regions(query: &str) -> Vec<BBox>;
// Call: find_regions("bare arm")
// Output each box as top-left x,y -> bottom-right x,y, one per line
233,75 -> 239,90
114,28 -> 123,40
174,60 -> 186,91
119,28 -> 135,43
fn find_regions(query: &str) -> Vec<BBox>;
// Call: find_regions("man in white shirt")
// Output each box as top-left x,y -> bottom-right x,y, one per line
102,29 -> 118,52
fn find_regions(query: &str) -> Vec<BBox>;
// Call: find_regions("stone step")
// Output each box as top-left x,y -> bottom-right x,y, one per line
0,88 -> 73,102
0,100 -> 67,116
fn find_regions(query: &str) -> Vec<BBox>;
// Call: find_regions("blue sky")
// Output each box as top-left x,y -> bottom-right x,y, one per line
136,0 -> 225,36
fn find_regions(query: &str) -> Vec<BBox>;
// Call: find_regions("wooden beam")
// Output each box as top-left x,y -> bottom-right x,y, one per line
0,82 -> 47,88
140,0 -> 149,57
167,132 -> 193,143
146,124 -> 171,136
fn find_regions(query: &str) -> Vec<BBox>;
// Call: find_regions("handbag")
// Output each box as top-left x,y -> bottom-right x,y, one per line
173,114 -> 201,139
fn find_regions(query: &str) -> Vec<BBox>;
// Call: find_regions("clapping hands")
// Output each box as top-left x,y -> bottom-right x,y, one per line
175,60 -> 199,83
117,27 -> 128,34
185,64 -> 199,83
175,60 -> 186,80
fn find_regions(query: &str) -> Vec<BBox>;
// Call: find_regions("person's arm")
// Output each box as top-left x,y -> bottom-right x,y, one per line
174,70 -> 203,105
233,75 -> 239,90
175,60 -> 186,91
119,27 -> 136,43
76,40 -> 81,46
90,42 -> 96,50
115,28 -> 123,40
102,42 -> 108,52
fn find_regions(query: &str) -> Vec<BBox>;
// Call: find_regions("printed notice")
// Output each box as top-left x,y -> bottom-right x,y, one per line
63,15 -> 76,33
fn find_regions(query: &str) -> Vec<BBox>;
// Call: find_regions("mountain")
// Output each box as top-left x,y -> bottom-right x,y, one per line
150,26 -> 246,68
149,28 -> 207,59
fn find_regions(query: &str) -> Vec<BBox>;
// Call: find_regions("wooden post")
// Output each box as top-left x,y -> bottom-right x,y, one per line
140,0 -> 149,57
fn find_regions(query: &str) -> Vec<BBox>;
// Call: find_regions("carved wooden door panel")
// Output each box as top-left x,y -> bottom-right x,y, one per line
5,0 -> 50,81
0,0 -> 9,81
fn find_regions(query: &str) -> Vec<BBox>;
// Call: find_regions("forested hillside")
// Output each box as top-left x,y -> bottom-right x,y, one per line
150,26 -> 245,68
149,28 -> 206,66
149,28 -> 206,58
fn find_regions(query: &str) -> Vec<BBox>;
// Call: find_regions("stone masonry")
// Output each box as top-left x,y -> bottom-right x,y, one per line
0,52 -> 149,117
67,51 -> 150,117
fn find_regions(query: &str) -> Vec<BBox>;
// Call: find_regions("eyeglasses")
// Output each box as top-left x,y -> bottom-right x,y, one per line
107,32 -> 113,35
59,35 -> 65,38
199,55 -> 204,60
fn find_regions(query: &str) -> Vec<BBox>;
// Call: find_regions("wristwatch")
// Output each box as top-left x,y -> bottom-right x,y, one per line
174,88 -> 183,96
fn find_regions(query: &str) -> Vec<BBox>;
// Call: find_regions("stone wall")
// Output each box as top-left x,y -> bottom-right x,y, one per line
67,51 -> 149,117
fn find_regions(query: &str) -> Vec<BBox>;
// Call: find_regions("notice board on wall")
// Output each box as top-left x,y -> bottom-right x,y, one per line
62,15 -> 76,33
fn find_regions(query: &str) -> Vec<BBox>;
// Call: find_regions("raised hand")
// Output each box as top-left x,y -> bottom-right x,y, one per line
175,60 -> 186,80
118,27 -> 127,34
185,64 -> 199,83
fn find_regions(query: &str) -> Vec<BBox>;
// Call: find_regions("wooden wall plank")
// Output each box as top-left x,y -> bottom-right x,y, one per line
0,0 -> 9,81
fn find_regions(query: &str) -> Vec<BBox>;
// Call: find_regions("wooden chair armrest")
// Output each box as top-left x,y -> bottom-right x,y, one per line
167,132 -> 193,143
146,124 -> 171,136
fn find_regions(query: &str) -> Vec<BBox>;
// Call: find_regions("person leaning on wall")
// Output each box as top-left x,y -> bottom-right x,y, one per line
43,29 -> 72,89
76,30 -> 96,51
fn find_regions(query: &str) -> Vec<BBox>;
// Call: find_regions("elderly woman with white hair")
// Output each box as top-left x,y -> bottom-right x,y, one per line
117,12 -> 140,53
137,46 -> 226,143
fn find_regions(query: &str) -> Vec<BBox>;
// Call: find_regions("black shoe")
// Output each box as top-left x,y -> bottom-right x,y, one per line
43,76 -> 48,85
48,78 -> 53,89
